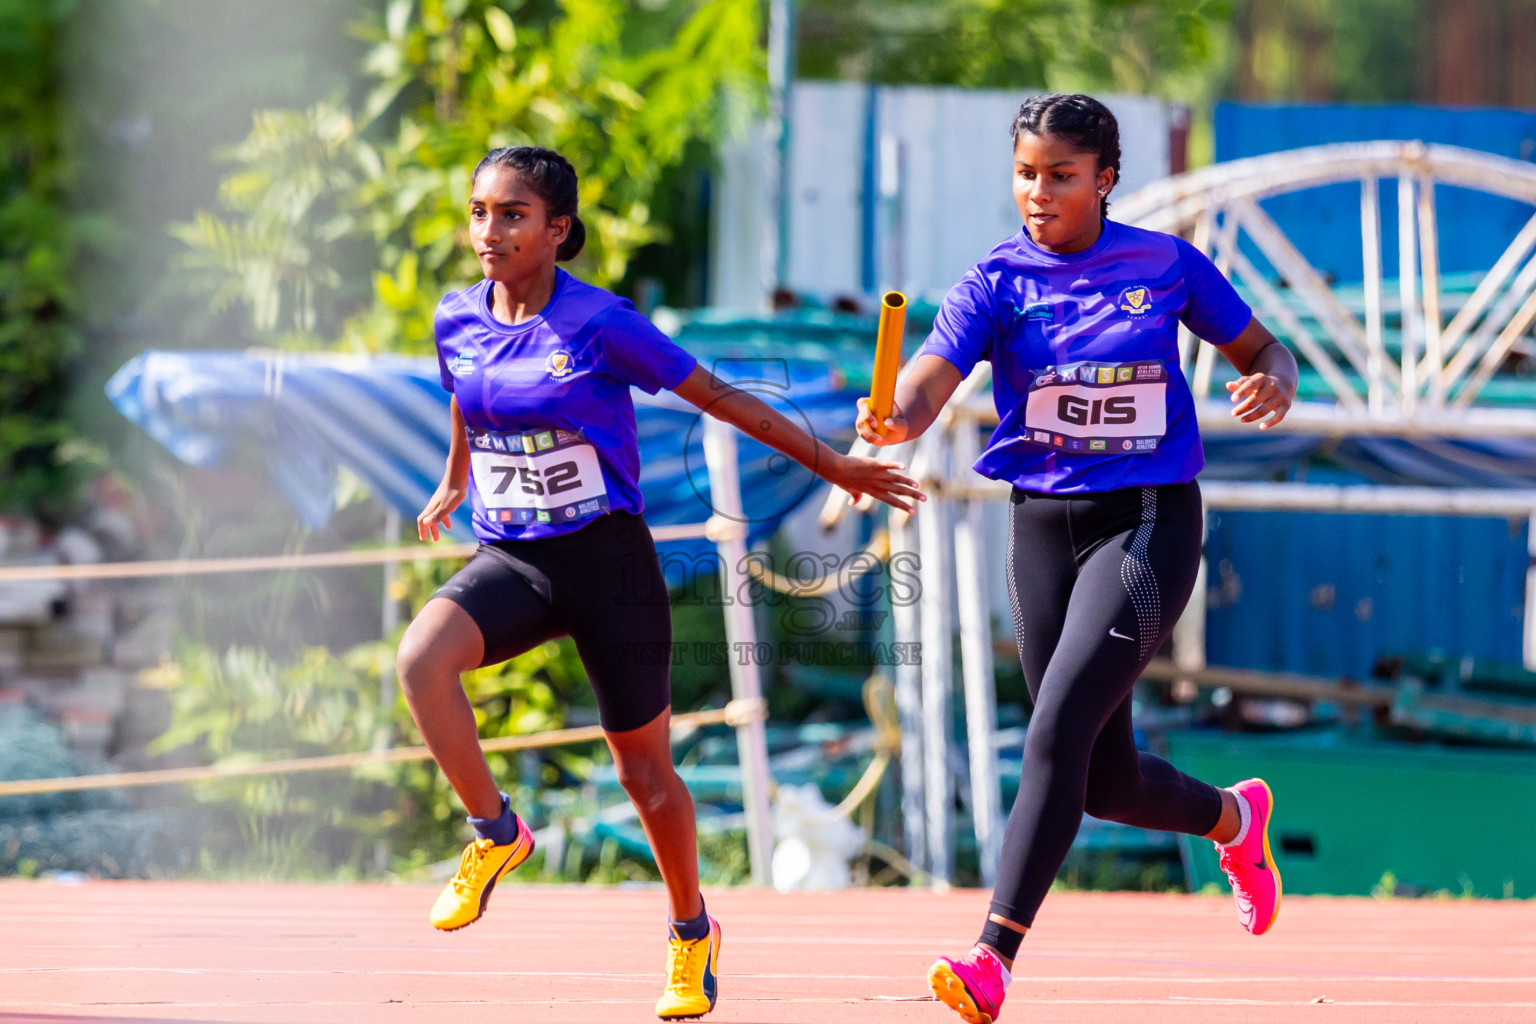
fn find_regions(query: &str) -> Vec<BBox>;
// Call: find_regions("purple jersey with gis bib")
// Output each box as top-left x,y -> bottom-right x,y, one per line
435,270 -> 697,541
915,219 -> 1252,494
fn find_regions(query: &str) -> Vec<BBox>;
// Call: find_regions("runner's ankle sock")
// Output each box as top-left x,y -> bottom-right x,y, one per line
468,792 -> 518,846
669,904 -> 711,941
1218,787 -> 1253,849
978,919 -> 1024,965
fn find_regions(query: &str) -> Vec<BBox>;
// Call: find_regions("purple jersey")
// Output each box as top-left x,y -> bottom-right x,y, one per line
435,270 -> 697,541
916,219 -> 1252,494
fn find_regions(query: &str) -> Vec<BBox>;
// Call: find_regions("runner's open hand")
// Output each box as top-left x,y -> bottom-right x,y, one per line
854,396 -> 910,446
1226,373 -> 1291,430
418,476 -> 469,541
828,454 -> 926,513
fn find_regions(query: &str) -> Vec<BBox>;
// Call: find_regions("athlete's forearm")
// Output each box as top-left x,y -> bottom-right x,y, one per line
891,377 -> 944,440
445,396 -> 470,484
707,385 -> 840,472
1250,340 -> 1299,399
886,354 -> 965,442
1222,319 -> 1299,398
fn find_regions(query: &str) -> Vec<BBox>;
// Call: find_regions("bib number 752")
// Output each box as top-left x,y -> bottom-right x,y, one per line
470,433 -> 608,514
487,461 -> 582,497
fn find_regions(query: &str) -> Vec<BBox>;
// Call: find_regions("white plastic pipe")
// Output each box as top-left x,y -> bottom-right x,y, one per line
951,421 -> 1001,884
702,416 -> 776,885
915,428 -> 955,885
889,514 -> 927,869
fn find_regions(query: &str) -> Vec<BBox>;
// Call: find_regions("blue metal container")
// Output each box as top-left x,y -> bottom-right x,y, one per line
1202,508 -> 1527,679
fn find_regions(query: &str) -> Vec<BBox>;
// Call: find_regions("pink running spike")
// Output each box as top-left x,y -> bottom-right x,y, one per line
1218,778 -> 1283,936
928,945 -> 1006,1024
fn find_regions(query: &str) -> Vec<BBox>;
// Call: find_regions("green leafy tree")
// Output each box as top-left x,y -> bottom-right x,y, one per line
797,0 -> 1231,98
1219,0 -> 1512,105
0,0 -> 84,520
175,0 -> 763,352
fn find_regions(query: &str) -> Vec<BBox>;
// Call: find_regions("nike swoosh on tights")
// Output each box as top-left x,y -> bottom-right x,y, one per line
1108,627 -> 1134,641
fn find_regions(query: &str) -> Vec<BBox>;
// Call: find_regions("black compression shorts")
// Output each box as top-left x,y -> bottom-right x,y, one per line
431,510 -> 672,733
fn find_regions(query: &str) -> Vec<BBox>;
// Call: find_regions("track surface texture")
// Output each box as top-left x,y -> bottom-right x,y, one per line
3,880 -> 1532,1023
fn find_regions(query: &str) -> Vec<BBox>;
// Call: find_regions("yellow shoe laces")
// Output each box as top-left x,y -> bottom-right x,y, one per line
665,935 -> 702,991
449,838 -> 495,897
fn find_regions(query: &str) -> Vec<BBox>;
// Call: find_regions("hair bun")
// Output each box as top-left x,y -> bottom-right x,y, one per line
557,214 -> 586,262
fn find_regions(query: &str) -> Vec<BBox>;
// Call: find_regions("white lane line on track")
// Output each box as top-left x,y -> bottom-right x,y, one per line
13,933 -> 1534,960
6,999 -> 1536,1011
4,966 -> 1536,985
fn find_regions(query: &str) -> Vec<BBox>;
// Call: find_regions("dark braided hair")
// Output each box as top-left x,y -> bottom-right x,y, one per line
472,145 -> 586,261
1011,94 -> 1122,215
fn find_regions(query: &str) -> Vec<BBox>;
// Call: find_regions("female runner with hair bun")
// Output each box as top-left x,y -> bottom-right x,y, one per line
854,95 -> 1298,1024
401,145 -> 924,1020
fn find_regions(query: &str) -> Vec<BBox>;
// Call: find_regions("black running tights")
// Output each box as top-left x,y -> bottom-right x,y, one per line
989,481 -> 1224,928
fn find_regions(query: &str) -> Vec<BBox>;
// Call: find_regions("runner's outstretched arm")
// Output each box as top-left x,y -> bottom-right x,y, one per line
671,364 -> 927,513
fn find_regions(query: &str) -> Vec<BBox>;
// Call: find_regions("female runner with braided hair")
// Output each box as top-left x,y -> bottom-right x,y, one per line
854,95 -> 1298,1023
399,145 -> 923,1020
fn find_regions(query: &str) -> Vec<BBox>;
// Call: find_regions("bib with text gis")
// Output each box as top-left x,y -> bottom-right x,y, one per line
1022,362 -> 1167,454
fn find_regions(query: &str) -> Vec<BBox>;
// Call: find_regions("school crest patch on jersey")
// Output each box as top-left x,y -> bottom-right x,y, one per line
1118,287 -> 1152,316
546,349 -> 575,379
450,352 -> 476,376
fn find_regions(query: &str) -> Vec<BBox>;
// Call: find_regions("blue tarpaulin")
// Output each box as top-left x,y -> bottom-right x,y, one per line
107,346 -> 1536,532
105,348 -> 855,546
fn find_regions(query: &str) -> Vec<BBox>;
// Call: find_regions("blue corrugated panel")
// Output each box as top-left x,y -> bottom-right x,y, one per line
1214,103 -> 1536,283
1203,509 -> 1527,678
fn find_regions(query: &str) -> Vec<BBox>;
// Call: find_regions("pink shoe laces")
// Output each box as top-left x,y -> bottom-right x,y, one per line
1217,843 -> 1258,901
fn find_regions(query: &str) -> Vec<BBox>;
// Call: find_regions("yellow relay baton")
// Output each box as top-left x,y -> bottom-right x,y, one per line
869,290 -> 906,435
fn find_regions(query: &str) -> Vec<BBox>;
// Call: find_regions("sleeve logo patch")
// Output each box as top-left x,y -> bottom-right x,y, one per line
450,352 -> 476,375
1024,301 -> 1053,322
1118,286 -> 1152,315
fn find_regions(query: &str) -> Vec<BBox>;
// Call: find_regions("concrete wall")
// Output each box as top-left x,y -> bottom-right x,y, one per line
0,518 -> 172,764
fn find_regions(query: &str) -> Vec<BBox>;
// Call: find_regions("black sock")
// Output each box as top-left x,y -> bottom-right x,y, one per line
978,918 -> 1025,961
669,902 -> 710,941
467,792 -> 517,846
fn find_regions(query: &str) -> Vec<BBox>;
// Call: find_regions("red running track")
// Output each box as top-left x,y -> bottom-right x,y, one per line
2,880 -> 1533,1023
